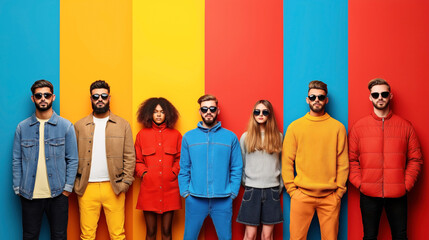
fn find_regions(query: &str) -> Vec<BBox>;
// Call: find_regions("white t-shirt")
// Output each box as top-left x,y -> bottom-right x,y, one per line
88,116 -> 110,182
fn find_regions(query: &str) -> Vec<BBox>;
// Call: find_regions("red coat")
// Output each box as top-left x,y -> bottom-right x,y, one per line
135,123 -> 182,212
348,111 -> 423,198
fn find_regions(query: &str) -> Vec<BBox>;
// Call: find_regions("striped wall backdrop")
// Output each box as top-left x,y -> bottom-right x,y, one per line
1,0 -> 428,239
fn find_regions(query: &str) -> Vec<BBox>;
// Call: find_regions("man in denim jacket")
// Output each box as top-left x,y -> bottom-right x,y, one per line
12,80 -> 78,240
178,94 -> 242,240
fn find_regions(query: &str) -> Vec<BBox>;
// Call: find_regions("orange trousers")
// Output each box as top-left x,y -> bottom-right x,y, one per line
290,189 -> 341,240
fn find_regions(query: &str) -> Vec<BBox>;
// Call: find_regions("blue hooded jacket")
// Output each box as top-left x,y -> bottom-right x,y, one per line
178,121 -> 242,199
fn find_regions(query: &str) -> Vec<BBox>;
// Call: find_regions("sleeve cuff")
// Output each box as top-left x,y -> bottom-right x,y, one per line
181,191 -> 190,198
14,187 -> 19,195
138,169 -> 147,178
64,184 -> 73,192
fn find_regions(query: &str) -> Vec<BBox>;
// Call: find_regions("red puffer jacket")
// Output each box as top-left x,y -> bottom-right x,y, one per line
348,111 -> 423,198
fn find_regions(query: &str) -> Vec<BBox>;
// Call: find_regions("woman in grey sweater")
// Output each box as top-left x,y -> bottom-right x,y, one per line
236,100 -> 283,240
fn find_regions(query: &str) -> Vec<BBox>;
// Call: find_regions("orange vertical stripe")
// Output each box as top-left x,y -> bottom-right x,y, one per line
60,1 -> 132,239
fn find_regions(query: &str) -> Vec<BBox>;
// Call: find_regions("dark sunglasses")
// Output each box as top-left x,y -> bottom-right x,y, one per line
371,91 -> 390,99
308,94 -> 326,101
253,109 -> 270,116
200,106 -> 217,113
33,93 -> 53,100
91,93 -> 109,101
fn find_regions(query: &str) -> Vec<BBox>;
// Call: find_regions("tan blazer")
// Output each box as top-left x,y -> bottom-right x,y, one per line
74,112 -> 135,196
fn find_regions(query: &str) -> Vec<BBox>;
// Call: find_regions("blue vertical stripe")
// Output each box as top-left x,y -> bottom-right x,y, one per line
0,1 -> 59,238
283,0 -> 348,239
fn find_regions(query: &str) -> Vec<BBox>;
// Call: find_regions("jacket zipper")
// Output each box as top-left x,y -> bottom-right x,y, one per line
206,129 -> 210,196
382,118 -> 385,198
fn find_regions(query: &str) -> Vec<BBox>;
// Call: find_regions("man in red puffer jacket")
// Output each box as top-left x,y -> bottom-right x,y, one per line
349,78 -> 423,240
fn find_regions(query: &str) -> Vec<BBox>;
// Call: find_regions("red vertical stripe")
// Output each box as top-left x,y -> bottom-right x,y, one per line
349,1 -> 429,239
205,1 -> 283,239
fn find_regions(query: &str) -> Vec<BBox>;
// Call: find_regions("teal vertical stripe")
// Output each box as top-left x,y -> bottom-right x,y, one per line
0,1 -> 59,238
283,1 -> 348,239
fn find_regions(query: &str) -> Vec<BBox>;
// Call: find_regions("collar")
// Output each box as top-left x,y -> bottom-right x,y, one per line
304,112 -> 331,122
197,121 -> 222,132
30,111 -> 59,126
371,110 -> 393,121
83,111 -> 118,126
152,121 -> 167,130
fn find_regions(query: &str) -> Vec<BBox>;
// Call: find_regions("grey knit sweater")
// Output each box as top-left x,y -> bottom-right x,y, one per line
240,132 -> 283,189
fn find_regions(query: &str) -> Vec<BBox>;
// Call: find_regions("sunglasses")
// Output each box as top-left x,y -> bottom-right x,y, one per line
33,93 -> 53,100
253,109 -> 270,116
200,106 -> 217,113
371,91 -> 390,99
308,94 -> 326,101
91,93 -> 109,101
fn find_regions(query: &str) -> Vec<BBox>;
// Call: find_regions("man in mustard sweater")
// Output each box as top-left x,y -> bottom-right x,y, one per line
282,81 -> 349,240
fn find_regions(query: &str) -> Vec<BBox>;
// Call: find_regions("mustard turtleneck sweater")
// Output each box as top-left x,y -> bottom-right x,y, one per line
282,112 -> 349,198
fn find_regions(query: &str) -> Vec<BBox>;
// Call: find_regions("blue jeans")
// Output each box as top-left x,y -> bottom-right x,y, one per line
184,196 -> 232,240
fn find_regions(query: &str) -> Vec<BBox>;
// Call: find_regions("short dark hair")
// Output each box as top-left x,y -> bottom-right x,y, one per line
368,78 -> 390,92
308,80 -> 328,94
137,97 -> 179,128
197,94 -> 218,105
31,79 -> 53,94
90,80 -> 110,93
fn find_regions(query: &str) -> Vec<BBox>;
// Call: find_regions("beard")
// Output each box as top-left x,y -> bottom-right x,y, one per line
92,101 -> 110,114
34,101 -> 52,112
202,113 -> 218,127
373,99 -> 390,110
309,102 -> 325,113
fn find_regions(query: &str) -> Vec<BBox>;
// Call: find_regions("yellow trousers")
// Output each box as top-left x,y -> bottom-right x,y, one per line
78,182 -> 125,240
290,189 -> 341,240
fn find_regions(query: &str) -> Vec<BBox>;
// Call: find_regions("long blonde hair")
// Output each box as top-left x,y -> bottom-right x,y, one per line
245,100 -> 282,154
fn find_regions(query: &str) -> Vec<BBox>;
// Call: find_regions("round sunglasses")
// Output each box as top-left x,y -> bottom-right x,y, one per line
200,106 -> 217,113
33,93 -> 53,100
253,109 -> 270,116
91,93 -> 109,101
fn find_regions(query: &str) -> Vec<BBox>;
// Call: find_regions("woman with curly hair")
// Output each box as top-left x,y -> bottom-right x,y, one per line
236,100 -> 283,240
135,97 -> 182,240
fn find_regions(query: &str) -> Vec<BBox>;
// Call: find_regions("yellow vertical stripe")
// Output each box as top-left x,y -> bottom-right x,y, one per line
60,1 -> 132,239
132,0 -> 205,239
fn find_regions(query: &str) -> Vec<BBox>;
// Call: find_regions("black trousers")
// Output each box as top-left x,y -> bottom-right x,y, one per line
360,193 -> 407,240
20,194 -> 69,240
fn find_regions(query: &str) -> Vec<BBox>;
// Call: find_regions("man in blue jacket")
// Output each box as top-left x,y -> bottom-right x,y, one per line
12,80 -> 78,240
179,94 -> 243,240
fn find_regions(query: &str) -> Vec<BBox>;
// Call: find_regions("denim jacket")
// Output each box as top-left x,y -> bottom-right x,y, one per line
178,122 -> 242,199
12,111 -> 78,199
